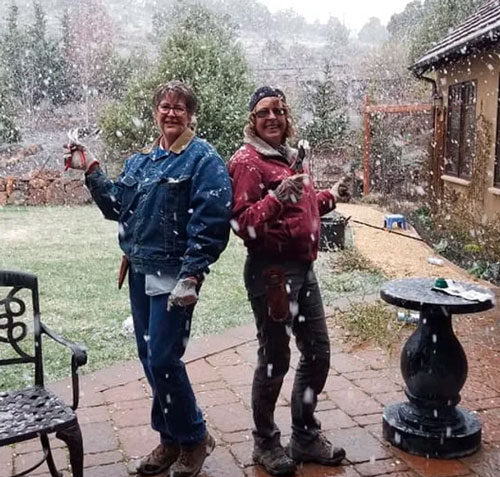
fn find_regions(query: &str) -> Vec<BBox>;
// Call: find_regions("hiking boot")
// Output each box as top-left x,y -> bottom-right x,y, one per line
286,434 -> 345,466
252,445 -> 297,476
136,442 -> 180,475
170,432 -> 216,477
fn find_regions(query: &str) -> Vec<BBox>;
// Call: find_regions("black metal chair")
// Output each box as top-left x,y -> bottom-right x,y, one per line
0,270 -> 87,476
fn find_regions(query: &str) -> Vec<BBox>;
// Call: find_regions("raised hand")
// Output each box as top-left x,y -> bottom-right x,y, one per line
63,128 -> 99,172
330,177 -> 351,202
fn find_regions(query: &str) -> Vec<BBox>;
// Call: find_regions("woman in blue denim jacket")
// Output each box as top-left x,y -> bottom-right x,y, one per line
64,81 -> 232,477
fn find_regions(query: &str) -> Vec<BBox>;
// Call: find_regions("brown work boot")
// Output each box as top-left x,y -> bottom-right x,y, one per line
136,442 -> 180,475
286,434 -> 345,466
170,432 -> 216,477
253,444 -> 297,476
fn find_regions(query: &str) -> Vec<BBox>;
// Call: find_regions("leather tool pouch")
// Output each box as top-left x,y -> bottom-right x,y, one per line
118,255 -> 129,290
263,267 -> 290,322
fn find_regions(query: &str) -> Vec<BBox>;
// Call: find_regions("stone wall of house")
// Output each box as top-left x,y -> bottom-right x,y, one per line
0,171 -> 91,206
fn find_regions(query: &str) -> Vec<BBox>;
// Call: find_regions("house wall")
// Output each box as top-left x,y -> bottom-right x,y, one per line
436,48 -> 500,221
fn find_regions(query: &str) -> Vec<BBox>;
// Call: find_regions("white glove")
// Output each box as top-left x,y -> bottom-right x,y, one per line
63,129 -> 99,172
63,143 -> 99,172
330,177 -> 351,202
168,277 -> 198,308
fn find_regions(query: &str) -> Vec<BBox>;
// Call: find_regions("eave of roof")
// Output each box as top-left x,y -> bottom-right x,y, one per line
411,0 -> 500,75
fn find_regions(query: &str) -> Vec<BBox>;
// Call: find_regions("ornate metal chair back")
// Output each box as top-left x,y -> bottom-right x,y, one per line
0,270 -> 45,387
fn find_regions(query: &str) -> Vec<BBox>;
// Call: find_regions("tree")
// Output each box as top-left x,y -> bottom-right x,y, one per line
358,17 -> 388,45
387,0 -> 425,43
325,17 -> 350,52
60,0 -> 132,123
219,0 -> 272,33
100,4 -> 253,162
0,2 -> 23,95
409,0 -> 483,61
0,1 -> 71,114
302,61 -> 349,147
272,9 -> 307,34
0,85 -> 20,143
26,1 -> 73,106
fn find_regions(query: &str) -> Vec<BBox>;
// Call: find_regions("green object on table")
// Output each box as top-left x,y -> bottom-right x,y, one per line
435,278 -> 448,288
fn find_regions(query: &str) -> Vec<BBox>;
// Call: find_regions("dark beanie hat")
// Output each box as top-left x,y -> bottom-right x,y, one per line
248,86 -> 286,111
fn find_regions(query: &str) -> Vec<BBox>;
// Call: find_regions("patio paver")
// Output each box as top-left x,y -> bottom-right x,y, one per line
8,314 -> 500,477
9,203 -> 500,476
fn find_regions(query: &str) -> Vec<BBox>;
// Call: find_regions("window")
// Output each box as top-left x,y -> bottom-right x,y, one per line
445,81 -> 476,178
494,76 -> 500,187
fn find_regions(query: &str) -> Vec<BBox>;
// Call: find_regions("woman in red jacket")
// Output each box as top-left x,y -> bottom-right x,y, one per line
228,87 -> 350,476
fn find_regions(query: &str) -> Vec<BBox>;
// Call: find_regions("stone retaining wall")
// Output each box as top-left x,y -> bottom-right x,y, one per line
0,171 -> 91,206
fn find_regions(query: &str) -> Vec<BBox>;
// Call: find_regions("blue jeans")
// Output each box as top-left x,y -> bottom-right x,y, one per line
128,269 -> 206,445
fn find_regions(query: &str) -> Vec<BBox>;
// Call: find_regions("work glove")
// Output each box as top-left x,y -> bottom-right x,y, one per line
63,143 -> 99,172
330,177 -> 351,202
168,277 -> 198,308
273,173 -> 307,204
63,129 -> 99,172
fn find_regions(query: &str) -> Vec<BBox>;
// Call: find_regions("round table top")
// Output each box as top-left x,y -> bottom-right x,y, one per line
380,277 -> 495,314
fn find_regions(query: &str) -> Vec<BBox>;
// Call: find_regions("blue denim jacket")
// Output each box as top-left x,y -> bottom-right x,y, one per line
85,130 -> 232,278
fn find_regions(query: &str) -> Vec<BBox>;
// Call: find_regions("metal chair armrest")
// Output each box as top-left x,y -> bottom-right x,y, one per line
40,322 -> 88,410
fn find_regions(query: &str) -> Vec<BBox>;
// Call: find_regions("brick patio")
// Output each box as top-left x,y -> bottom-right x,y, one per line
4,302 -> 500,477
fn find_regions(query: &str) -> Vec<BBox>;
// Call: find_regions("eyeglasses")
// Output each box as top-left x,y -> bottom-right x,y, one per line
254,108 -> 286,119
158,104 -> 187,115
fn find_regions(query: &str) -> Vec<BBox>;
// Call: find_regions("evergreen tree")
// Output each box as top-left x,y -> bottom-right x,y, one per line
0,1 -> 73,112
387,0 -> 425,44
409,0 -> 483,61
0,3 -> 25,101
100,4 -> 253,162
358,17 -> 389,45
60,0 -> 132,123
0,83 -> 20,143
303,61 -> 349,147
325,17 -> 350,52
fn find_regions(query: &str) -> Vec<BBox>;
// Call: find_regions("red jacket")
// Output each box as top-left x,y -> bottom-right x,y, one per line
228,133 -> 335,262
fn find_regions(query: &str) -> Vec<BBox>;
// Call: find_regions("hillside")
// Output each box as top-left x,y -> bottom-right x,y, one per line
0,0 -> 158,57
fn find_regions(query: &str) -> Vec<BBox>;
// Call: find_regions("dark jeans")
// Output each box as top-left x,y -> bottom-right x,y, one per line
128,269 -> 206,446
244,256 -> 330,450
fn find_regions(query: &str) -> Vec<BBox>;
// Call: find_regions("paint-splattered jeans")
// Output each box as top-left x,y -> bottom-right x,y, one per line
244,255 -> 331,450
128,269 -> 206,445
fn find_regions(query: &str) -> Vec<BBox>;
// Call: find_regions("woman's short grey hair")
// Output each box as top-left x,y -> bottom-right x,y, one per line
152,80 -> 197,114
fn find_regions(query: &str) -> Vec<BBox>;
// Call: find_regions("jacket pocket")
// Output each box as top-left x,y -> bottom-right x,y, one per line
119,174 -> 139,220
160,177 -> 191,254
263,266 -> 290,322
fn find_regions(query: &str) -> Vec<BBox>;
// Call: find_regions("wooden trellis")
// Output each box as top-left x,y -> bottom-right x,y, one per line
363,96 -> 433,195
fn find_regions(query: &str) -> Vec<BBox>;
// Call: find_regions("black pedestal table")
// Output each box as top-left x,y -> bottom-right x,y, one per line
380,277 -> 494,458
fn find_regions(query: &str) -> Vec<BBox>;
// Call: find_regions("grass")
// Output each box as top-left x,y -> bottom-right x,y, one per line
0,206 -> 384,389
316,246 -> 399,353
0,206 -> 249,389
330,301 -> 410,353
315,246 -> 386,304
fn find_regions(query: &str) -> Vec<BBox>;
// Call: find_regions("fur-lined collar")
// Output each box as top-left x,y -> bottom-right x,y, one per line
243,125 -> 296,163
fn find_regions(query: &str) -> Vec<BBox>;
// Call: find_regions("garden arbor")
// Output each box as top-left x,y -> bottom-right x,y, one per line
362,96 -> 434,197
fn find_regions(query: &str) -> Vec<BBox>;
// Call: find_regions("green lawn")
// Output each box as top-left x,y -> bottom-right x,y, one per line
0,206 -> 384,389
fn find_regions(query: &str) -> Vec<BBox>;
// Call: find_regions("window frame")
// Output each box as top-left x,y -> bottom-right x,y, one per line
494,76 -> 500,187
445,80 -> 477,179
